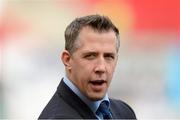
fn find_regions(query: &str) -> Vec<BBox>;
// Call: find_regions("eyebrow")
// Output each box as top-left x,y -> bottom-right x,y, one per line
81,51 -> 97,56
104,52 -> 116,56
81,50 -> 116,56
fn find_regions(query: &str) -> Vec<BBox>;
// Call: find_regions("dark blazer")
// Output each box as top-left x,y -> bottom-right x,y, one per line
39,80 -> 136,119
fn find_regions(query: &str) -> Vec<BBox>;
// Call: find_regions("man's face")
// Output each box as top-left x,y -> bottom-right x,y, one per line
64,27 -> 118,101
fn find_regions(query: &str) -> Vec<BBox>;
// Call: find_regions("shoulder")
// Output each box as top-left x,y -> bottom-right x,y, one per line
38,91 -> 81,119
110,98 -> 137,119
110,98 -> 135,112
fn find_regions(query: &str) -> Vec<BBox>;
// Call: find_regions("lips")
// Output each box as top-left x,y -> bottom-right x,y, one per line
89,80 -> 107,92
90,80 -> 106,85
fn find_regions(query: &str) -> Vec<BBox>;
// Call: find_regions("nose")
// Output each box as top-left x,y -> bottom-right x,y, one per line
94,57 -> 106,74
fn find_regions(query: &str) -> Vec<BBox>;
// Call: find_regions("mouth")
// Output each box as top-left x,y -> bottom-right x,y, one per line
89,80 -> 107,91
90,80 -> 106,85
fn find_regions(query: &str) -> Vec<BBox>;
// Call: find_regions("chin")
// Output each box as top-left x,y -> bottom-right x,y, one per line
89,97 -> 103,101
88,94 -> 105,101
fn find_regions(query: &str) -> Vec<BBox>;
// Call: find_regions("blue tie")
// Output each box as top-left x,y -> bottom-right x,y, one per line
96,101 -> 112,119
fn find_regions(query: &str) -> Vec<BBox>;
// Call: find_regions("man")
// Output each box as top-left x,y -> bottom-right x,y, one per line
39,14 -> 136,119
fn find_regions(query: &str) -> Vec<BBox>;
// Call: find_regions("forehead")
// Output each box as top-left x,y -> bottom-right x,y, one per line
78,26 -> 116,41
76,27 -> 117,53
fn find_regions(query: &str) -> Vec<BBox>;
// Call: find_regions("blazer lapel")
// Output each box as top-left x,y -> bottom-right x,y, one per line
109,99 -> 121,119
57,80 -> 97,119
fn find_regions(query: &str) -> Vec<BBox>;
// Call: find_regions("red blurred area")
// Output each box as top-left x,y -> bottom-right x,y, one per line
0,23 -> 5,41
131,0 -> 180,31
55,0 -> 180,32
0,10 -> 29,44
1,0 -> 179,46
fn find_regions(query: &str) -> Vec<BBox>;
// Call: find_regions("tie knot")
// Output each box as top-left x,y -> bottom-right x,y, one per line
99,101 -> 109,110
96,101 -> 112,119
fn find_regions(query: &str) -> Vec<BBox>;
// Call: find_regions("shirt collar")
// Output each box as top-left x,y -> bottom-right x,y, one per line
63,76 -> 110,114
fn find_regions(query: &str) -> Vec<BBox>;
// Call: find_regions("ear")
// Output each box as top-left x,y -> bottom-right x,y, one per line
61,50 -> 72,70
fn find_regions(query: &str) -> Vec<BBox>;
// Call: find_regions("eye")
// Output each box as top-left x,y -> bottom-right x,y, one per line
104,54 -> 115,60
84,54 -> 96,60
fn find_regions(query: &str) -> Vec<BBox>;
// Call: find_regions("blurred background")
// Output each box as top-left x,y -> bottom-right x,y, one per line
0,0 -> 180,119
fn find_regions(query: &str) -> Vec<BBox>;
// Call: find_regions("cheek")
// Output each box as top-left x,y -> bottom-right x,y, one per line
107,64 -> 116,77
108,63 -> 116,72
78,61 -> 93,71
72,61 -> 92,78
